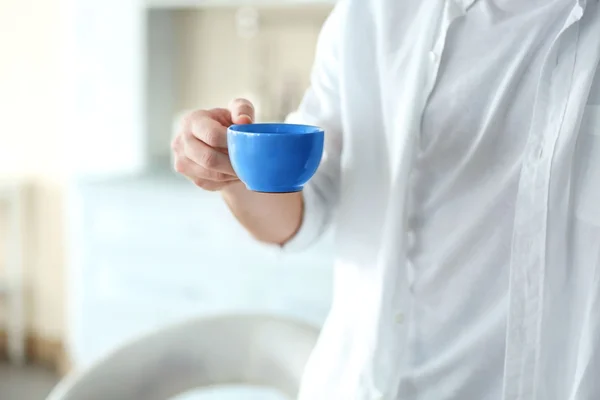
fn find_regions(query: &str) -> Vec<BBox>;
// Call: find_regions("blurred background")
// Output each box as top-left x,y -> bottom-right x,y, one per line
0,0 -> 336,399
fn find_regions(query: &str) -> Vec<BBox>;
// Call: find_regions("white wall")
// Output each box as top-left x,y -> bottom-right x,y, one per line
0,0 -> 67,178
0,0 -> 69,339
68,0 -> 147,177
0,0 -> 148,341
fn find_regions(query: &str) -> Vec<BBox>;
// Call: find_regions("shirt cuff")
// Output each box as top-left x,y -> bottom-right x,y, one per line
281,182 -> 327,252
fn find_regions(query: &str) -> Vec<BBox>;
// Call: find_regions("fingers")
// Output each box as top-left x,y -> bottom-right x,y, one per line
173,153 -> 237,184
190,115 -> 229,149
229,98 -> 255,125
172,136 -> 238,191
172,105 -> 251,192
181,131 -> 236,176
182,109 -> 229,148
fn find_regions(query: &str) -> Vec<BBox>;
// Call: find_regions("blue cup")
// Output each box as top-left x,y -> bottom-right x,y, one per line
227,123 -> 325,193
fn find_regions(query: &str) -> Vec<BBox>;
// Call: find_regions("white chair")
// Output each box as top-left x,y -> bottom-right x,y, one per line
47,314 -> 319,400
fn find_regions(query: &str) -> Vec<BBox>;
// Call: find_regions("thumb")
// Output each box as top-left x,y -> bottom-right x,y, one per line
229,98 -> 255,125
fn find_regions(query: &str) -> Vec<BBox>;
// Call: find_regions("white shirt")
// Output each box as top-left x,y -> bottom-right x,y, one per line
283,0 -> 600,399
407,1 -> 570,398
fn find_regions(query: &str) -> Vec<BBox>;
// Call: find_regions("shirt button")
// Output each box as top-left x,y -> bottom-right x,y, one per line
395,312 -> 405,324
407,231 -> 416,248
429,50 -> 439,63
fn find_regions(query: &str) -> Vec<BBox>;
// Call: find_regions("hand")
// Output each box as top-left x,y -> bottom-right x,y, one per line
171,98 -> 255,191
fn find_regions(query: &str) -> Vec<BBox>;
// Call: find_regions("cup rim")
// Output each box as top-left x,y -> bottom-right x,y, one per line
228,122 -> 324,136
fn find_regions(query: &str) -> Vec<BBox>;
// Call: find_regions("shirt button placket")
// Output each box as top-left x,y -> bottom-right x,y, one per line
537,144 -> 544,159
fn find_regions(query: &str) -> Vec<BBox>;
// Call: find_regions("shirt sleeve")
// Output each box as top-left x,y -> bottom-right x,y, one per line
281,2 -> 346,252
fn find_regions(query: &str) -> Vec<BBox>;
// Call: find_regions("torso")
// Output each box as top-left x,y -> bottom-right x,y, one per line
404,1 -> 571,397
296,0 -> 600,398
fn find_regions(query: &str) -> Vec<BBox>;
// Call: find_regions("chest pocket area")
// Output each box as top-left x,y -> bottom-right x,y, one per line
575,105 -> 600,226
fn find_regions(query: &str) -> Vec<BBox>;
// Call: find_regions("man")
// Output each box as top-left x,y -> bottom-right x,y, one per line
171,0 -> 600,398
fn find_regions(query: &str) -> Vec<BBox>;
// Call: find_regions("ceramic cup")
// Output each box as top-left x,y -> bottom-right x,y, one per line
227,123 -> 325,193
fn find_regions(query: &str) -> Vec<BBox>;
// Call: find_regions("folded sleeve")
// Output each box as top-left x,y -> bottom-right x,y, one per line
281,2 -> 346,252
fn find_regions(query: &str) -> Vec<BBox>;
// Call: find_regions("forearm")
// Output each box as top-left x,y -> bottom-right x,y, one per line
221,181 -> 303,246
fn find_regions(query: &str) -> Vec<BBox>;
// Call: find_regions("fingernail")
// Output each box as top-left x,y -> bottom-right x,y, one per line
239,114 -> 253,123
